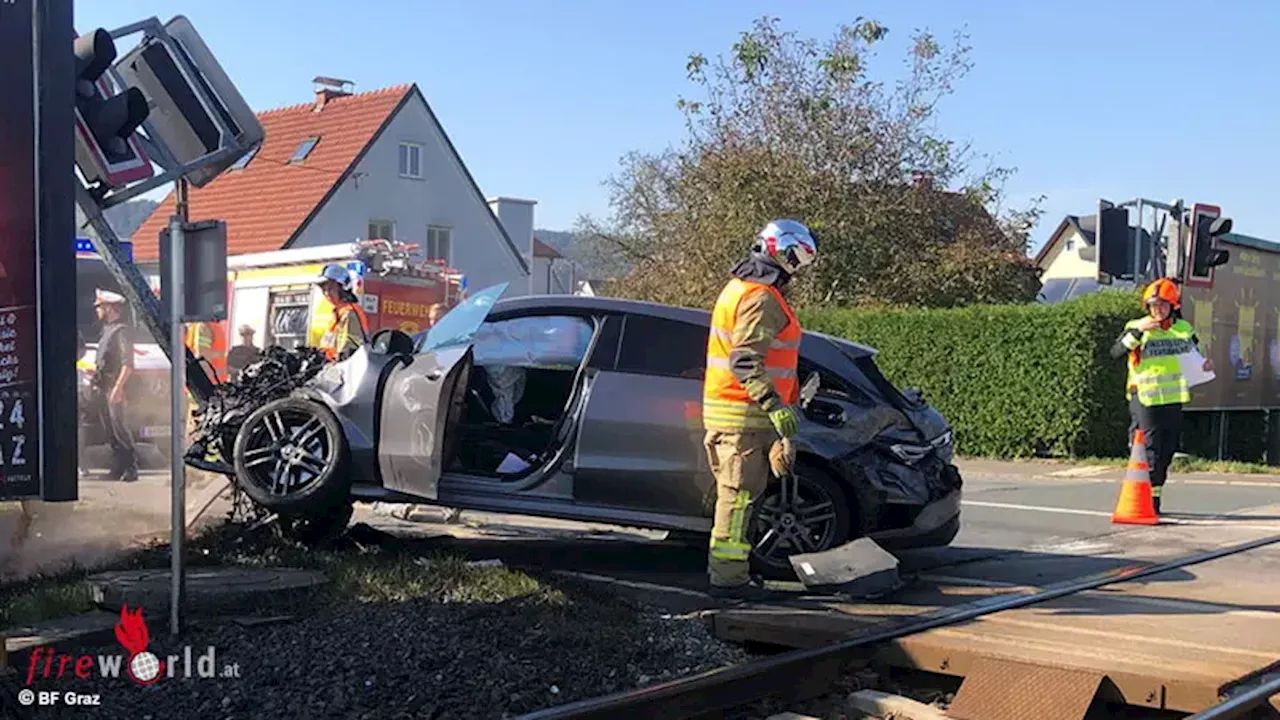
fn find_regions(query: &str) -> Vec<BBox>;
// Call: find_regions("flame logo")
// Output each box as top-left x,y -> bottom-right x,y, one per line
114,605 -> 165,685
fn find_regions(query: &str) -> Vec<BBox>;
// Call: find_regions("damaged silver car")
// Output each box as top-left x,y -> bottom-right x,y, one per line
190,283 -> 963,579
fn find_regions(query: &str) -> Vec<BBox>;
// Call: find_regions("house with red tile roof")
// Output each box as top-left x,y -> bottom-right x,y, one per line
132,78 -> 532,293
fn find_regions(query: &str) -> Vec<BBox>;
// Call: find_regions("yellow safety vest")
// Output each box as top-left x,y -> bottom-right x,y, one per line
702,278 -> 802,431
1124,318 -> 1195,406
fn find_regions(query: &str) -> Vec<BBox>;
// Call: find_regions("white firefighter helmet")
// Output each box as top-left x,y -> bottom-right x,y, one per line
752,219 -> 819,274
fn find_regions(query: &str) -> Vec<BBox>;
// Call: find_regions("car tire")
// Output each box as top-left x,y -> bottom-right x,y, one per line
748,461 -> 857,581
276,501 -> 354,546
232,396 -> 350,515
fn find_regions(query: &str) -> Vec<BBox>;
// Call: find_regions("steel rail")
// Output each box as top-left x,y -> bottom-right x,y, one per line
1186,672 -> 1280,720
518,532 -> 1280,720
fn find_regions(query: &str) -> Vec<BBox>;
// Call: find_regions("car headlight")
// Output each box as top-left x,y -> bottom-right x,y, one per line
889,430 -> 953,464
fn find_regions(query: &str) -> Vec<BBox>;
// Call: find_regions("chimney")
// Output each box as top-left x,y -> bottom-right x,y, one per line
312,76 -> 355,111
911,170 -> 934,189
487,197 -> 537,292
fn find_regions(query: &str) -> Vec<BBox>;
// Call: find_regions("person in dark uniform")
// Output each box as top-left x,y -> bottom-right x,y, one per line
225,325 -> 262,383
93,290 -> 139,482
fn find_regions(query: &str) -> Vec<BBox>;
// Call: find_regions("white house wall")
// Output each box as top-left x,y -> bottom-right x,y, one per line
290,93 -> 530,295
1038,228 -> 1096,281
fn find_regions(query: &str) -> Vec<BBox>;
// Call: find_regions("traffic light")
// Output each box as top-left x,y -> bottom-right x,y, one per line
113,15 -> 264,188
73,28 -> 154,188
1095,199 -> 1134,281
1185,203 -> 1231,287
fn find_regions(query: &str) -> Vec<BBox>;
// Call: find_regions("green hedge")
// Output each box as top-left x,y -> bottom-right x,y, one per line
799,289 -> 1142,458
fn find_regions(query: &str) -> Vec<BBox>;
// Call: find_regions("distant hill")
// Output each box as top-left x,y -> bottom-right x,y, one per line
76,199 -> 159,242
534,228 -> 632,282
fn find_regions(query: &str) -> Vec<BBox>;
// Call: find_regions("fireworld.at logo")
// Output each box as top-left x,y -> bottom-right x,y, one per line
25,605 -> 240,686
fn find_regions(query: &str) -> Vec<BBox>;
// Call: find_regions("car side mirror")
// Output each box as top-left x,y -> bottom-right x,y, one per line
370,328 -> 415,355
800,371 -> 820,408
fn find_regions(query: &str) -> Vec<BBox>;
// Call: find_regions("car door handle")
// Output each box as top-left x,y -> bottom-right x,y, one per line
425,370 -> 443,382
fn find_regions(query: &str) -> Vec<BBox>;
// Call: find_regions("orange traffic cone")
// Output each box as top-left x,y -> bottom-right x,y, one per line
1112,428 -> 1159,525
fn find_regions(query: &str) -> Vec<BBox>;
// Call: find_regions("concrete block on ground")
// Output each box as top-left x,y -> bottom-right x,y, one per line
87,567 -> 329,617
847,690 -> 950,720
3,611 -> 121,674
788,537 -> 902,598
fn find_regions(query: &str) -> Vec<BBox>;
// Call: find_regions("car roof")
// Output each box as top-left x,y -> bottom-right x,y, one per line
488,293 -> 879,358
490,293 -> 711,325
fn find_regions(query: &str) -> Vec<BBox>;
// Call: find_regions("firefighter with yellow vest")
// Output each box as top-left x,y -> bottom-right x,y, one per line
1110,278 -> 1211,513
702,219 -> 819,600
317,264 -> 369,362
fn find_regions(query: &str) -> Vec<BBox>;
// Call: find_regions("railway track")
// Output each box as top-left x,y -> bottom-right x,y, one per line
517,533 -> 1280,720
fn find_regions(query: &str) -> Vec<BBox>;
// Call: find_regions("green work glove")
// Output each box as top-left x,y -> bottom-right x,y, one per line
769,406 -> 799,438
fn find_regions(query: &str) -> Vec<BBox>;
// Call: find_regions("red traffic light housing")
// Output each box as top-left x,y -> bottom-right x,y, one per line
73,28 -> 153,189
1183,203 -> 1231,289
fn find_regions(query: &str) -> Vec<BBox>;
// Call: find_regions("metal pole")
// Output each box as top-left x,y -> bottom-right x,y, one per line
1133,200 -> 1145,283
168,179 -> 188,636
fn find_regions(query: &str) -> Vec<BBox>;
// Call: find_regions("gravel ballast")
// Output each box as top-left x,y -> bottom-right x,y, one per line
5,522 -> 751,719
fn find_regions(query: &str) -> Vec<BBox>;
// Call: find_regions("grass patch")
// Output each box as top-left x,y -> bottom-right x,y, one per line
1,518 -> 556,630
0,568 -> 96,629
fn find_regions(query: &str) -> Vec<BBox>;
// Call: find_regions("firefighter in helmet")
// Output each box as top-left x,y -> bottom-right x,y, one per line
1110,277 -> 1212,513
317,264 -> 369,362
701,218 -> 819,600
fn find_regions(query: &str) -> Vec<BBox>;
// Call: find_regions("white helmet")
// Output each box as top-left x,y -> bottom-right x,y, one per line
318,263 -> 357,293
752,219 -> 819,274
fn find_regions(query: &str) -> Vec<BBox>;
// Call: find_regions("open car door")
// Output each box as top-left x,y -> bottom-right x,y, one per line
376,284 -> 507,501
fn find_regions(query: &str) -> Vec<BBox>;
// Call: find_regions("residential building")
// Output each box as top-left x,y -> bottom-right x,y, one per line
132,78 -> 533,294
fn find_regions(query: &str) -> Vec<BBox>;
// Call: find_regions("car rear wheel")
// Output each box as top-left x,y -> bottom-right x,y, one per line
232,396 -> 350,515
748,461 -> 856,581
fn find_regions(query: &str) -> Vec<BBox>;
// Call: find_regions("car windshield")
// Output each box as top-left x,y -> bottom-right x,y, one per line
415,283 -> 508,353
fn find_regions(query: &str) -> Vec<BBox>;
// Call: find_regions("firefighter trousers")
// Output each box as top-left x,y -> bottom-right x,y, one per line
1129,395 -> 1182,510
703,429 -> 774,587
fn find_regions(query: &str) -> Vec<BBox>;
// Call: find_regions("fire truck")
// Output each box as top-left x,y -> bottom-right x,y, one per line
76,238 -> 466,466
187,239 -> 467,382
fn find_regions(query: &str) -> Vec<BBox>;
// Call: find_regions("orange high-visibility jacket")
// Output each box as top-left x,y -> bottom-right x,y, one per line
702,278 -> 801,431
320,302 -> 370,361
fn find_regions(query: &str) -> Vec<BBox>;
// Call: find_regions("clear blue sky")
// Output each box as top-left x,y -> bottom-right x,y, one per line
76,0 -> 1278,255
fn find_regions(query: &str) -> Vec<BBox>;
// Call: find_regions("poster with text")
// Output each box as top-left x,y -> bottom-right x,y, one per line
0,0 -> 42,499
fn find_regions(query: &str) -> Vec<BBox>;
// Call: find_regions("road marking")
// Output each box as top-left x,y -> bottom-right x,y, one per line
962,500 -> 1111,517
1045,466 -> 1115,478
960,501 -> 1280,532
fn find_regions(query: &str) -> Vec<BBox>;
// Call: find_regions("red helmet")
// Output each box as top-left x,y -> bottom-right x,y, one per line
1142,278 -> 1180,309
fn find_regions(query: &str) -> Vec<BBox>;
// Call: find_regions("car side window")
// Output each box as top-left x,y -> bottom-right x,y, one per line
616,315 -> 708,379
471,315 -> 594,370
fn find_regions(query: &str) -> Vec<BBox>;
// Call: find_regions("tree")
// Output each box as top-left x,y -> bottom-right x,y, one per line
573,16 -> 1044,310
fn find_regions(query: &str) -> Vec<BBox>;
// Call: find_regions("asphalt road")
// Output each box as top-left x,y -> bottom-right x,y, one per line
360,459 -> 1280,603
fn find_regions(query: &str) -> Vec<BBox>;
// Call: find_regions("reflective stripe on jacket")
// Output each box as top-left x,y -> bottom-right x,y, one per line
1123,317 -> 1195,406
702,278 -> 801,430
320,302 -> 369,361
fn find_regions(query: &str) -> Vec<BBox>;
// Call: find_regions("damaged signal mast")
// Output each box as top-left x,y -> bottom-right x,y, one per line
1090,197 -> 1233,287
73,15 -> 264,408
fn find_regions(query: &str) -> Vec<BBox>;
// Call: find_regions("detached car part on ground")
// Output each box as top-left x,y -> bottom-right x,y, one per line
186,284 -> 962,579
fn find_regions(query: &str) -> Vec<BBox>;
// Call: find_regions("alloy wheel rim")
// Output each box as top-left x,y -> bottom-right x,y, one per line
241,408 -> 332,497
750,475 -> 840,569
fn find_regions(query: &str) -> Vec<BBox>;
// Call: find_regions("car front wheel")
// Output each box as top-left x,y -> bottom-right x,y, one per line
748,461 -> 856,580
232,396 -> 350,515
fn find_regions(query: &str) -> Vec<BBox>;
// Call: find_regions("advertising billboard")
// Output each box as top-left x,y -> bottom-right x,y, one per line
1182,233 -> 1280,411
0,0 -> 43,500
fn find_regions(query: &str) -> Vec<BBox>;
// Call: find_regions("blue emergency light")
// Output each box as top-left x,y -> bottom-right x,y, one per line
346,260 -> 366,277
75,237 -> 133,261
